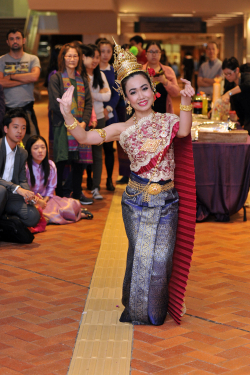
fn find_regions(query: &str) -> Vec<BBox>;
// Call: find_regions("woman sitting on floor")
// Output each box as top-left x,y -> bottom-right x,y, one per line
25,135 -> 93,224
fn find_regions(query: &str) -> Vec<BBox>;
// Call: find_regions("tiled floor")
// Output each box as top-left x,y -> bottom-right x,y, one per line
1,96 -> 250,375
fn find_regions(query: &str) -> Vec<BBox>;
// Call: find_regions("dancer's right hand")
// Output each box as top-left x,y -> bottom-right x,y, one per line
57,85 -> 74,118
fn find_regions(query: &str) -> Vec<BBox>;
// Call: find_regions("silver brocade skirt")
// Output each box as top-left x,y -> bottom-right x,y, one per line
120,172 -> 179,325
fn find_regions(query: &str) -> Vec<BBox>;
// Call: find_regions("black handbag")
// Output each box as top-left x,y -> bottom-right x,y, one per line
0,215 -> 34,244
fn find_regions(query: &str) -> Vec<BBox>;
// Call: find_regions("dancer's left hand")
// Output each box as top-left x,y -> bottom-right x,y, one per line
57,85 -> 74,118
180,78 -> 195,97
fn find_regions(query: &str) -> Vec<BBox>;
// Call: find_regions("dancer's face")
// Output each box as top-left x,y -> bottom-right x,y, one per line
31,139 -> 47,164
125,74 -> 154,112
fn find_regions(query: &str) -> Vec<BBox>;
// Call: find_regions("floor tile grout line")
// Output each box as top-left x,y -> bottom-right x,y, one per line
186,313 -> 250,333
0,261 -> 90,288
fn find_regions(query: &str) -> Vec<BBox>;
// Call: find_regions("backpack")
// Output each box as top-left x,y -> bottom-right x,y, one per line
0,215 -> 34,244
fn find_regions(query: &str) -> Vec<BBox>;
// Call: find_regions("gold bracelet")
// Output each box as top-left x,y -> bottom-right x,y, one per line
89,128 -> 107,145
180,104 -> 193,112
64,117 -> 78,130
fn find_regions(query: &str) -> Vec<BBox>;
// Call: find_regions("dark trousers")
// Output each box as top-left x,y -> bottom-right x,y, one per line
56,160 -> 84,200
91,117 -> 105,189
103,141 -> 114,179
0,186 -> 40,227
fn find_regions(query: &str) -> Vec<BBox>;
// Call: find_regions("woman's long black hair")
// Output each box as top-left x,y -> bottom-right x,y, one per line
88,44 -> 104,90
25,135 -> 50,187
79,44 -> 95,79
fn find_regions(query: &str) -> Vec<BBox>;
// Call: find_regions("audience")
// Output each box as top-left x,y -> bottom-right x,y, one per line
1,33 -> 248,238
129,35 -> 147,65
197,41 -> 222,98
48,42 -> 93,204
25,135 -> 93,223
0,108 -> 40,227
98,39 -> 119,191
0,84 -> 5,138
83,44 -> 111,199
0,29 -> 41,143
221,57 -> 250,135
143,41 -> 180,114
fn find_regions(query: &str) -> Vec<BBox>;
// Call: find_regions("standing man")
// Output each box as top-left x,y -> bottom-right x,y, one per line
129,35 -> 147,65
197,41 -> 222,97
0,85 -> 5,138
0,108 -> 40,227
0,29 -> 41,143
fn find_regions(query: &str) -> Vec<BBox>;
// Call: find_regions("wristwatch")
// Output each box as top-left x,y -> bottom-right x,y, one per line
229,91 -> 233,96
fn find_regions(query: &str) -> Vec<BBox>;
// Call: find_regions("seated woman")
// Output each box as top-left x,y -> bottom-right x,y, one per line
25,135 -> 93,224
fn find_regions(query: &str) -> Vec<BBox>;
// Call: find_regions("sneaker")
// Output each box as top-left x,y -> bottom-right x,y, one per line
91,188 -> 103,200
79,193 -> 93,205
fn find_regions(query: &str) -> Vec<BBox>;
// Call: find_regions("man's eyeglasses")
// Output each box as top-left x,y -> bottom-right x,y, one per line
223,69 -> 236,77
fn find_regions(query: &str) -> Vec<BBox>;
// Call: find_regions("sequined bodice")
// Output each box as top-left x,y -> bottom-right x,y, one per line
119,112 -> 179,182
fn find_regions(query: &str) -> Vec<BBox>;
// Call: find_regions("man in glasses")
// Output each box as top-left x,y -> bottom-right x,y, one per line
222,57 -> 250,135
197,41 -> 222,98
0,29 -> 41,143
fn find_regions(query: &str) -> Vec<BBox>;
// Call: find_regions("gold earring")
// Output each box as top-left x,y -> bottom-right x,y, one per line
126,101 -> 132,115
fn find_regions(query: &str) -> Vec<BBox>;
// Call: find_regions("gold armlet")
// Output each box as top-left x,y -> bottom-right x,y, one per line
64,117 -> 78,130
180,104 -> 193,112
89,128 -> 107,145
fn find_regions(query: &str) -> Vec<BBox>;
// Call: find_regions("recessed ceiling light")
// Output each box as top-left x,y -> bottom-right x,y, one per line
171,14 -> 193,17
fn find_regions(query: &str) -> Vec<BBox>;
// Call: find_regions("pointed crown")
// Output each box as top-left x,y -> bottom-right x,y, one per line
112,38 -> 142,83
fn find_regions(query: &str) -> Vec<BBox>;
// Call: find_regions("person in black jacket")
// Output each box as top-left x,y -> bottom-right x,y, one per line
0,108 -> 40,226
222,57 -> 250,134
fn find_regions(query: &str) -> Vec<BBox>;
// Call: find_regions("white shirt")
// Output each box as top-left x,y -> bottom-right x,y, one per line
88,71 -> 111,120
2,137 -> 19,193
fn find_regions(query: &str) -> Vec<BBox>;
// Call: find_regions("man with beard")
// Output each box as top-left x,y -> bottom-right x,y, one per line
0,29 -> 41,143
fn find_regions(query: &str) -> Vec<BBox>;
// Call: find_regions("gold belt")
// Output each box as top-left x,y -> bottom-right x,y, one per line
126,179 -> 174,202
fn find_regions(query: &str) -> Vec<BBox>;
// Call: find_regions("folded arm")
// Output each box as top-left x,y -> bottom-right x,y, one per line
0,72 -> 23,88
197,76 -> 215,87
9,66 -> 40,83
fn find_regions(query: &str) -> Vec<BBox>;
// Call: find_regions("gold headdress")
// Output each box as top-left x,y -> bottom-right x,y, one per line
112,38 -> 156,114
113,38 -> 143,85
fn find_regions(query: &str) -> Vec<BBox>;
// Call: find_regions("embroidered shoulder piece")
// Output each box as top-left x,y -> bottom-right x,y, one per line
119,112 -> 179,181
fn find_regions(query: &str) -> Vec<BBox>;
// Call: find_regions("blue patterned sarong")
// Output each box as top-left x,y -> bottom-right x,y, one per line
120,172 -> 179,325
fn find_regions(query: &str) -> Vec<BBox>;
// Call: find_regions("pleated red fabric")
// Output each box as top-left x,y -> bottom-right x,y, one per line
168,134 -> 196,324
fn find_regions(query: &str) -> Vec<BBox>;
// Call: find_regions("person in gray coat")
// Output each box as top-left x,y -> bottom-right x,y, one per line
0,108 -> 40,226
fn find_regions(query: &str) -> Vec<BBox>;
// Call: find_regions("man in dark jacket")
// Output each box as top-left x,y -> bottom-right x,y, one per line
0,108 -> 40,226
222,57 -> 250,135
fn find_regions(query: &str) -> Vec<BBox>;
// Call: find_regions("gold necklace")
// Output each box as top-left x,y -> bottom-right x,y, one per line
133,111 -> 167,152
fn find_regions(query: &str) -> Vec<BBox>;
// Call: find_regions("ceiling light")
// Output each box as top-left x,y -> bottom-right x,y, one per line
171,14 -> 193,17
